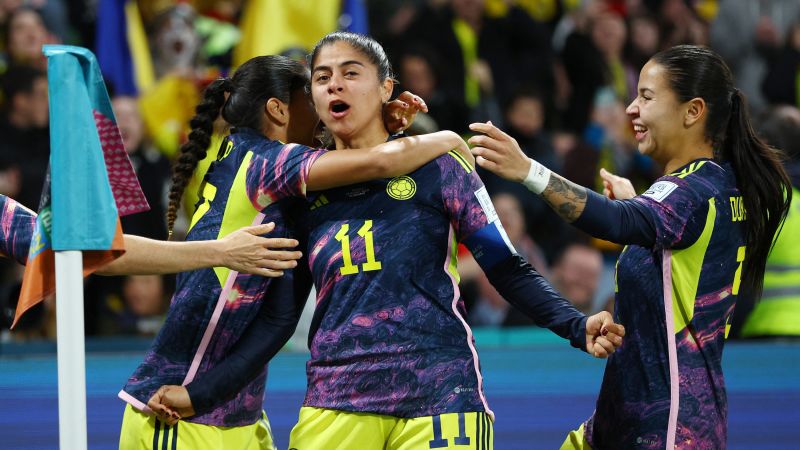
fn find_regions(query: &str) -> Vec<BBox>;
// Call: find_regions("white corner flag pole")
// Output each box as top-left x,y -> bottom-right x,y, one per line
54,250 -> 88,450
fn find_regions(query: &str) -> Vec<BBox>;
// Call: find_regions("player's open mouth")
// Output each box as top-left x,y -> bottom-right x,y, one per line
329,100 -> 350,119
632,123 -> 648,141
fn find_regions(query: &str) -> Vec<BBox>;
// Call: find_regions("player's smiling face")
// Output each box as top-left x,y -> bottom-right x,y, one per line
626,61 -> 685,164
310,41 -> 391,145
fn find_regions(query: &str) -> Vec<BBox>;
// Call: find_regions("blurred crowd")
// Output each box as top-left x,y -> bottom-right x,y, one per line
0,0 -> 798,342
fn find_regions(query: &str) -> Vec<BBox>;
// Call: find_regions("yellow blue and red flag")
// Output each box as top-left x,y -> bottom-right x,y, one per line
95,0 -> 154,95
13,45 -> 149,328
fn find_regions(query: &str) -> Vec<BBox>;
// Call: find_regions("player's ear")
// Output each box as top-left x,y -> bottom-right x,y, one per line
380,78 -> 393,104
265,98 -> 289,126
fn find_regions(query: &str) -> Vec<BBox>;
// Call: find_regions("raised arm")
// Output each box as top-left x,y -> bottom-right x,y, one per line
468,122 -> 658,247
99,223 -> 301,277
306,130 -> 472,191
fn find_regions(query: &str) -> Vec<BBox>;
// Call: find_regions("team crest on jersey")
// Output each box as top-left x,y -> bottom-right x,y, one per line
387,176 -> 416,200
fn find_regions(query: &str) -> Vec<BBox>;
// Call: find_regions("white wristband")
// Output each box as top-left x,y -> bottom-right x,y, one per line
521,159 -> 551,194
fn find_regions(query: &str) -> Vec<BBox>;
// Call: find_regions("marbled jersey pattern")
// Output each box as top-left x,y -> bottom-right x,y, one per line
304,153 -> 494,418
587,160 -> 744,449
121,129 -> 323,426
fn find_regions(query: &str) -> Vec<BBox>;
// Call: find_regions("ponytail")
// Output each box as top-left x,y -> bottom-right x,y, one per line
166,78 -> 230,237
652,45 -> 793,299
724,89 -> 792,298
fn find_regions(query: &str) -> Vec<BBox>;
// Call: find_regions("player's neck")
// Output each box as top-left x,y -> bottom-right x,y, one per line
261,123 -> 288,144
333,121 -> 389,150
662,139 -> 714,175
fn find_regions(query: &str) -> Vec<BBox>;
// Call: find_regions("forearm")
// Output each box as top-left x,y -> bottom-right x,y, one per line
376,131 -> 467,177
540,172 -> 589,223
98,235 -> 224,275
306,131 -> 465,191
517,159 -> 588,223
484,254 -> 587,351
572,189 -> 657,246
186,265 -> 312,413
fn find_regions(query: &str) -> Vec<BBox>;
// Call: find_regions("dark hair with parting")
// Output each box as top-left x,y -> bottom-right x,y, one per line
652,45 -> 792,298
166,55 -> 308,235
307,31 -> 395,84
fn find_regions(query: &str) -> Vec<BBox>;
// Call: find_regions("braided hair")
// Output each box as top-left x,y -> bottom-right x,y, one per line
166,56 -> 309,236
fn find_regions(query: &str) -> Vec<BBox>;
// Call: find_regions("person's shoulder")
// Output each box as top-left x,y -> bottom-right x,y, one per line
434,149 -> 476,175
640,159 -> 727,202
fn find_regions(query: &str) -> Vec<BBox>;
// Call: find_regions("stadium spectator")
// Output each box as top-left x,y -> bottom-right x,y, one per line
0,65 -> 48,211
551,243 -> 603,315
739,105 -> 800,338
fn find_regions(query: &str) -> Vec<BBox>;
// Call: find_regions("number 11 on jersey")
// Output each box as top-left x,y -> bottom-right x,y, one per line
335,220 -> 382,276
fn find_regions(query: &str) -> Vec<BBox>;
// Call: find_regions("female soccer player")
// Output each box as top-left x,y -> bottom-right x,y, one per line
153,32 -> 625,450
468,45 -> 791,449
117,54 -> 471,450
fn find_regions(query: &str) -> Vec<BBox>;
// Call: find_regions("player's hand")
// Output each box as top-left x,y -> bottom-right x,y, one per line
147,385 -> 195,426
468,121 -> 530,182
585,311 -> 625,358
384,91 -> 428,133
599,168 -> 636,200
218,222 -> 302,277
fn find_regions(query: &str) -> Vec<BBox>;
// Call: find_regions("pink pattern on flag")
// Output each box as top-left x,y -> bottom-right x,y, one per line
93,110 -> 150,216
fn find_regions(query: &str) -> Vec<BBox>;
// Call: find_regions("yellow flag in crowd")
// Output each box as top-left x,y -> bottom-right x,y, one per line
233,0 -> 341,67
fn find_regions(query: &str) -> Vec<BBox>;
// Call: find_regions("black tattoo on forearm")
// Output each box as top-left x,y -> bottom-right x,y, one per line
542,174 -> 588,222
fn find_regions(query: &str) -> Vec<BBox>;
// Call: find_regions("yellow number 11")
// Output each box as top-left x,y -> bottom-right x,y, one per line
334,220 -> 382,276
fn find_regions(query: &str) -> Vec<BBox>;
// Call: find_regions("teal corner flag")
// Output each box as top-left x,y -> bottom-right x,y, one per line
43,45 -> 149,251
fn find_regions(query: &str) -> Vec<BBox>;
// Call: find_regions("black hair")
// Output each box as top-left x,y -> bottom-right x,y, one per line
166,55 -> 308,235
652,45 -> 792,298
308,31 -> 395,84
1,64 -> 45,110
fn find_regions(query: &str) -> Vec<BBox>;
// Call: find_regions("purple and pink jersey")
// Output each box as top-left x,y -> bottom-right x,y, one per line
120,128 -> 323,427
585,159 -> 744,449
303,151 -> 503,418
0,196 -> 35,264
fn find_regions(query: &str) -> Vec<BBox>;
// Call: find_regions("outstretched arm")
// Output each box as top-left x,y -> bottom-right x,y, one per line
439,152 -> 624,355
465,226 -> 623,356
468,122 -> 658,246
306,130 -> 472,191
100,223 -> 302,277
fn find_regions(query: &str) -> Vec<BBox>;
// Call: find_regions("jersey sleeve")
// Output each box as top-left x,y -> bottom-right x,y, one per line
0,195 -> 36,264
438,152 -> 517,269
437,155 -> 588,351
631,175 -> 709,250
246,143 -> 326,211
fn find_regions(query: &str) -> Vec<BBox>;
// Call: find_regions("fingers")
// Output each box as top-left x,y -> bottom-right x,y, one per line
262,238 -> 300,250
251,268 -> 286,278
603,322 -> 626,338
397,91 -> 428,113
468,121 -> 510,141
470,146 -> 502,164
243,222 -> 276,236
415,96 -> 428,113
474,155 -> 498,172
264,249 -> 302,261
599,168 -> 617,181
467,134 -> 502,150
592,337 -> 616,358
